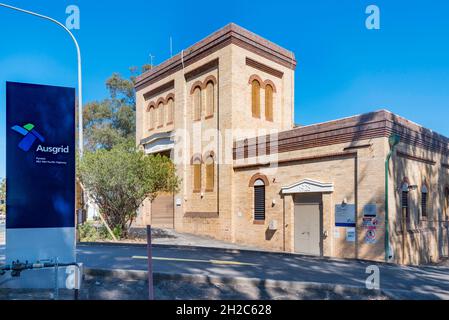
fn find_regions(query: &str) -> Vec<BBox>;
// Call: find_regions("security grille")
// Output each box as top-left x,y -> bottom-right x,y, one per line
254,185 -> 265,220
421,192 -> 428,217
402,191 -> 409,218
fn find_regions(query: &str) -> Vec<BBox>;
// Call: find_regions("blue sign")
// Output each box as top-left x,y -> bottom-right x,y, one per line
6,82 -> 75,229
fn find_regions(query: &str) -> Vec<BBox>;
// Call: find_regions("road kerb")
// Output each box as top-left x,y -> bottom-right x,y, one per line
84,267 -> 388,298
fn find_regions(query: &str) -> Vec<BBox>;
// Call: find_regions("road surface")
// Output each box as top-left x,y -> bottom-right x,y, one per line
76,243 -> 449,299
1,238 -> 449,299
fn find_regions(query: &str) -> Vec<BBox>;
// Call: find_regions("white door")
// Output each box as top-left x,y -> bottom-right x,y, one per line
294,194 -> 322,255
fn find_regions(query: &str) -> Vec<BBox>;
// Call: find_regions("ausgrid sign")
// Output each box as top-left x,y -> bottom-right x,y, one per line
36,145 -> 70,154
6,82 -> 76,268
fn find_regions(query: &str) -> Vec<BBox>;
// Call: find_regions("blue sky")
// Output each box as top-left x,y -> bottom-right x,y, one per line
1,0 -> 449,178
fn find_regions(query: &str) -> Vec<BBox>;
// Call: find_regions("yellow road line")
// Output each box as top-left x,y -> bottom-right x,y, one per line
132,255 -> 258,266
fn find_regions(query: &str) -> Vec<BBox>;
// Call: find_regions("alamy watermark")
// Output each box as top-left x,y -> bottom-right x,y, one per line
65,5 -> 80,30
365,265 -> 380,290
365,5 -> 380,30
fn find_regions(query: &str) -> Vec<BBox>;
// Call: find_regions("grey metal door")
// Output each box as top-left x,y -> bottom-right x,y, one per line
294,195 -> 322,255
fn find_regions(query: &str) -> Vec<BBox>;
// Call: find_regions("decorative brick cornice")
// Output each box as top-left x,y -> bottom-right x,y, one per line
234,152 -> 357,170
246,57 -> 284,79
143,80 -> 174,101
233,110 -> 449,160
135,23 -> 296,91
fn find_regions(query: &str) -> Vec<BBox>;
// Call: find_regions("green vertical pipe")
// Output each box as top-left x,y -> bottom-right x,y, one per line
385,150 -> 393,261
385,134 -> 400,262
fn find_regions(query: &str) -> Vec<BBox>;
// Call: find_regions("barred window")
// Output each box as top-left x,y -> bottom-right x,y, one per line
254,179 -> 265,221
421,185 -> 428,218
401,191 -> 410,218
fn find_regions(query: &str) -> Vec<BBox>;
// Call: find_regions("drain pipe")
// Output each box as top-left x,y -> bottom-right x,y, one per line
384,134 -> 400,262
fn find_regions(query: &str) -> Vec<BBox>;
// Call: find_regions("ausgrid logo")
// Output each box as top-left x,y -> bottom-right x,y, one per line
36,145 -> 70,155
11,123 -> 45,152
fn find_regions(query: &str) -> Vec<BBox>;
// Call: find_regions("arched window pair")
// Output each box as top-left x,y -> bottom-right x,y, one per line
192,152 -> 215,192
249,174 -> 269,221
250,76 -> 275,121
146,96 -> 175,131
191,77 -> 216,121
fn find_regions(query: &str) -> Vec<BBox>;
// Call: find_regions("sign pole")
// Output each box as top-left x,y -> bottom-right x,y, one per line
146,225 -> 154,300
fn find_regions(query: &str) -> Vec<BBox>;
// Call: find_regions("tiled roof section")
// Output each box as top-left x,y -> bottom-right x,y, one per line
135,23 -> 297,90
233,110 -> 449,159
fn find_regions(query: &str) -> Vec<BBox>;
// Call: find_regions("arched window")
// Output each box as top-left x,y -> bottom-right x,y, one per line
251,80 -> 261,118
158,102 -> 164,127
253,179 -> 265,221
167,98 -> 174,124
205,81 -> 214,118
148,106 -> 156,130
146,106 -> 152,130
192,154 -> 202,192
265,84 -> 273,121
205,152 -> 215,191
421,185 -> 428,218
193,86 -> 202,121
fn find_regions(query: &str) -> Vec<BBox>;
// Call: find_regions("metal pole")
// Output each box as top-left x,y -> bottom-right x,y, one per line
146,225 -> 154,300
54,257 -> 59,300
0,3 -> 83,157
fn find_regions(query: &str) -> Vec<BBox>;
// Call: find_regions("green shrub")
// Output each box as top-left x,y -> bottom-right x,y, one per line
78,222 -> 116,242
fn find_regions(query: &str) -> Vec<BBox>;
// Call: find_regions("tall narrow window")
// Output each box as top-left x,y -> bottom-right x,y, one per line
146,107 -> 152,130
265,84 -> 273,121
167,98 -> 174,124
193,87 -> 202,121
158,102 -> 164,127
254,179 -> 265,221
205,81 -> 214,118
192,155 -> 202,192
251,80 -> 261,118
401,183 -> 409,220
149,106 -> 156,129
421,185 -> 428,218
205,153 -> 214,191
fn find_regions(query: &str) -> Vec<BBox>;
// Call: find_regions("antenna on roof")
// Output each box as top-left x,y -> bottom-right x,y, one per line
149,53 -> 155,69
170,36 -> 173,58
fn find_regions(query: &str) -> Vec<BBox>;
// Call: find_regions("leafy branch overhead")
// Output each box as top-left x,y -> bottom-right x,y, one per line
83,65 -> 151,151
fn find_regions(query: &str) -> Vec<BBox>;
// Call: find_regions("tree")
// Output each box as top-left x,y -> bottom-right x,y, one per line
83,65 -> 151,151
0,178 -> 5,216
77,141 -> 179,238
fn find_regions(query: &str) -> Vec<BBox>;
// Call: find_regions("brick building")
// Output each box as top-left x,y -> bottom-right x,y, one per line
135,23 -> 449,265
